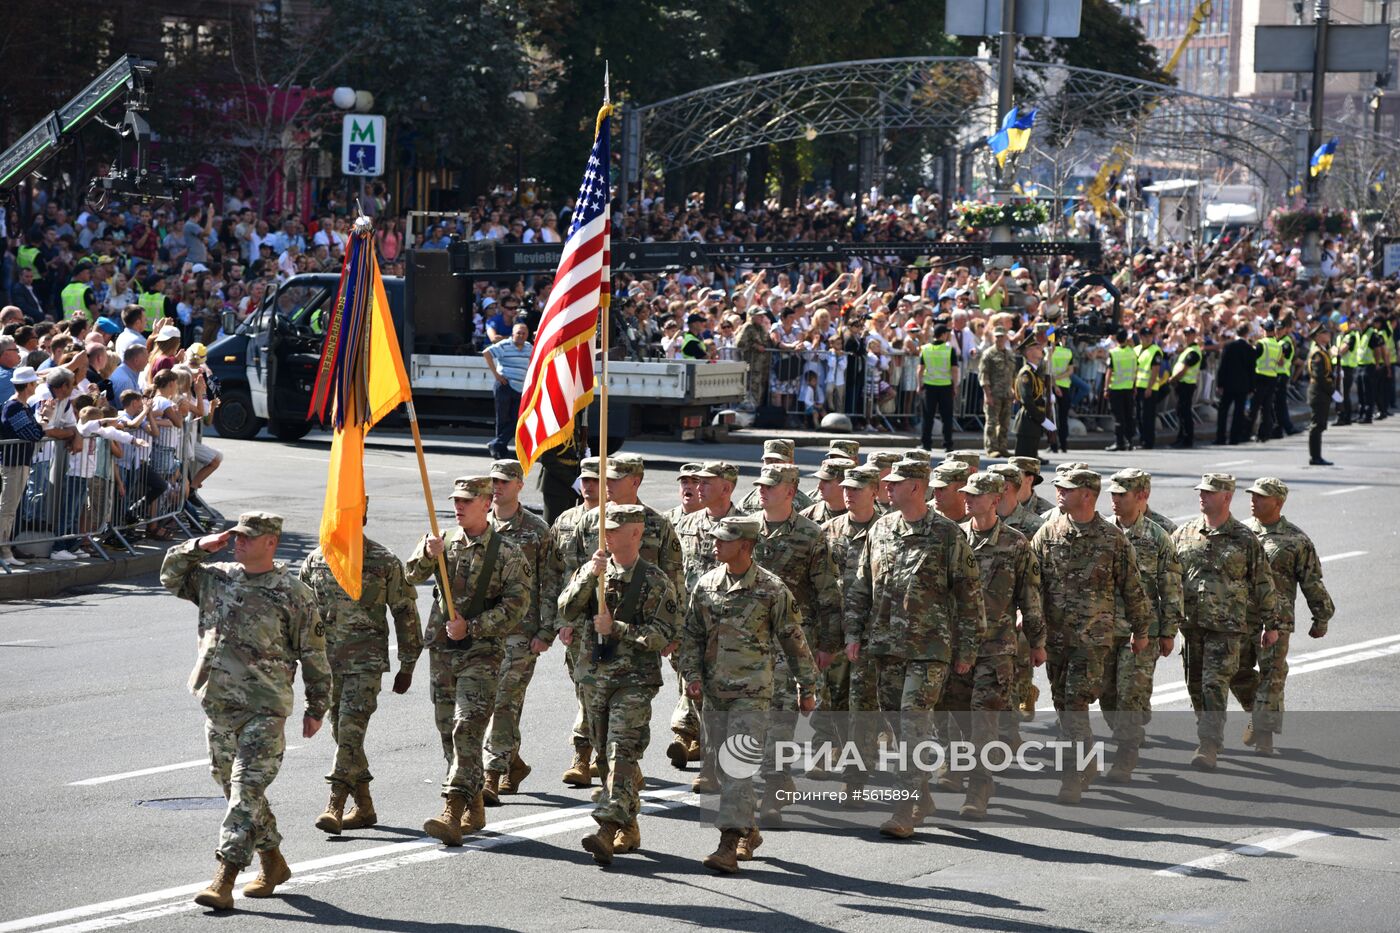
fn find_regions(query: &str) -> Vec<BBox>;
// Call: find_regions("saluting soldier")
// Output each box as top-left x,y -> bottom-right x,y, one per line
738,438 -> 814,513
1307,324 -> 1336,466
162,513 -> 330,911
550,456 -> 602,787
801,457 -> 855,524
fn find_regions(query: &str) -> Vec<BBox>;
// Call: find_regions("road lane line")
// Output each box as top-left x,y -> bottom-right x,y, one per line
1155,829 -> 1335,877
1211,459 -> 1254,467
0,639 -> 43,645
0,786 -> 692,933
1320,485 -> 1370,496
1320,550 -> 1367,562
68,746 -> 304,787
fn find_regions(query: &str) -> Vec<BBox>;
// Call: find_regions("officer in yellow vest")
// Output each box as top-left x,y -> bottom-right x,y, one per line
1049,337 -> 1074,453
1332,321 -> 1358,426
1134,325 -> 1165,449
1271,319 -> 1300,439
1166,326 -> 1203,448
917,323 -> 960,452
1103,329 -> 1137,451
1356,313 -> 1379,423
140,276 -> 173,330
1375,312 -> 1394,420
60,262 -> 98,320
16,235 -> 44,288
1250,320 -> 1281,443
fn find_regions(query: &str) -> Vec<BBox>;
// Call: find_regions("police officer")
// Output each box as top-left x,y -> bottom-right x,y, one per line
1166,326 -> 1203,449
1048,336 -> 1075,453
1134,325 -> 1165,449
551,456 -> 602,786
1307,325 -> 1336,466
919,324 -> 961,452
162,513 -> 329,910
1251,320 -> 1281,442
1333,322 -> 1358,426
1104,329 -> 1138,451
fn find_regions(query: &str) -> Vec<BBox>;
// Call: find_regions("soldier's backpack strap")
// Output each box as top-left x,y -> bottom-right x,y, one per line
465,530 -> 503,618
592,562 -> 646,663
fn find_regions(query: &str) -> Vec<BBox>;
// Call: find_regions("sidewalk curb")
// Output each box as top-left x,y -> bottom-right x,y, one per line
0,546 -> 171,601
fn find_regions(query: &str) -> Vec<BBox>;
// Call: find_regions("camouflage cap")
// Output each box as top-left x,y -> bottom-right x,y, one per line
946,449 -> 983,471
1054,461 -> 1091,475
604,452 -> 646,479
754,463 -> 800,487
677,462 -> 704,478
829,439 -> 861,460
840,465 -> 882,490
929,460 -> 972,489
813,457 -> 856,481
762,438 -> 797,461
579,456 -> 601,479
987,463 -> 1023,486
1245,476 -> 1289,499
902,449 -> 933,465
963,471 -> 1006,497
602,503 -> 647,529
884,459 -> 931,483
1052,468 -> 1102,492
489,459 -> 525,482
712,515 -> 763,541
229,511 -> 282,538
1008,455 -> 1043,480
1194,472 -> 1236,493
867,450 -> 903,468
450,476 -> 494,500
1107,467 -> 1153,495
694,461 -> 739,482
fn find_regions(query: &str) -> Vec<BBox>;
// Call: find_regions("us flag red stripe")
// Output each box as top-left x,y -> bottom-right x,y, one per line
515,103 -> 613,475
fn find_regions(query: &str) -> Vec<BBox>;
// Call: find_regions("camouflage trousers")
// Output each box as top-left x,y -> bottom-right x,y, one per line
429,647 -> 501,798
1180,628 -> 1242,747
1229,629 -> 1291,735
565,638 -> 590,751
1100,636 -> 1160,748
848,652 -> 903,768
582,682 -> 659,826
854,655 -> 950,793
325,671 -> 382,790
813,652 -> 851,751
937,653 -> 1015,777
763,648 -> 832,780
669,653 -> 702,741
701,694 -> 770,831
984,395 -> 1012,453
744,359 -> 770,407
205,710 -> 285,869
485,633 -> 539,773
1046,635 -> 1109,745
1003,631 -> 1035,740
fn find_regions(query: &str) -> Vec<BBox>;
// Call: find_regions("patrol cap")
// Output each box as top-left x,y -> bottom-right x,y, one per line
947,450 -> 982,471
1052,468 -> 1102,492
579,456 -> 601,479
930,460 -> 971,489
1107,468 -> 1152,495
1245,476 -> 1289,500
754,463 -> 800,487
695,460 -> 739,482
762,438 -> 796,462
883,459 -> 931,483
229,511 -> 283,538
9,365 -> 39,386
901,449 -> 933,465
828,439 -> 861,460
604,453 -> 645,479
1054,461 -> 1090,475
489,459 -> 524,482
449,476 -> 493,500
712,515 -> 762,541
1008,456 -> 1043,485
813,457 -> 856,481
1260,318 -> 1276,331
840,465 -> 882,490
987,463 -> 1023,487
963,471 -> 1006,496
602,503 -> 647,529
867,450 -> 902,468
1194,472 -> 1236,493
677,462 -> 704,478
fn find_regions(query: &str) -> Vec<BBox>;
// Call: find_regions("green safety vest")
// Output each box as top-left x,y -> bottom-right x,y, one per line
1337,332 -> 1358,368
920,342 -> 953,385
17,245 -> 41,279
1134,343 -> 1163,389
1050,345 -> 1073,388
1108,345 -> 1137,390
1358,329 -> 1375,365
680,331 -> 705,358
1381,322 -> 1395,360
61,282 -> 89,318
1277,337 -> 1294,379
1172,344 -> 1202,385
139,291 -> 166,329
1254,337 -> 1281,376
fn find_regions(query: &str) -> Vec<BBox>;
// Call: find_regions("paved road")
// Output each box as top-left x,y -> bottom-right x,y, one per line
3,421 -> 1398,932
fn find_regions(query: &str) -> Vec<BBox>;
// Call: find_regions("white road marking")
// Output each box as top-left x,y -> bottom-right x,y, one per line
68,746 -> 303,787
1320,550 -> 1367,563
1320,485 -> 1370,496
1155,829 -> 1335,877
0,786 -> 692,933
0,639 -> 43,645
1211,459 -> 1254,467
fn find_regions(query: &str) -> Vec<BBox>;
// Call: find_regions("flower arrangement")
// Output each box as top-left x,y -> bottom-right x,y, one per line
952,200 -> 1050,230
1267,207 -> 1352,241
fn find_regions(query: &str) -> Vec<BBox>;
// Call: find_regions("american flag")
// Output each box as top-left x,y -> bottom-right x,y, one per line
515,105 -> 612,474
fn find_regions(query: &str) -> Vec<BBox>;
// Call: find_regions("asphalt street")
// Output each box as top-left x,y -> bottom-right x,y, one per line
2,419 -> 1398,933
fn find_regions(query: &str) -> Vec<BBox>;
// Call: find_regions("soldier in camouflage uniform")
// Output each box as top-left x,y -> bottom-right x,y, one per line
866,450 -> 901,511
162,512 -> 330,911
800,457 -> 855,524
299,519 -> 422,835
946,471 -> 1044,818
680,515 -> 818,874
550,457 -> 601,786
1037,461 -> 1090,523
979,327 -> 1017,457
1031,469 -> 1152,803
738,438 -> 814,513
735,308 -> 772,407
1009,456 -> 1054,516
1171,473 -> 1278,771
929,459 -> 970,519
482,460 -> 561,802
946,449 -> 983,472
749,463 -> 842,817
1102,469 -> 1184,782
1231,477 -> 1334,755
1134,471 -> 1178,534
986,463 -> 1044,730
407,477 -> 531,846
558,504 -> 678,864
665,461 -> 705,525
829,439 -> 861,462
845,459 -> 985,838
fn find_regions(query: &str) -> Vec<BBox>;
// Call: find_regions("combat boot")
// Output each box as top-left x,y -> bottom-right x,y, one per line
581,820 -> 620,865
911,786 -> 937,825
242,847 -> 291,898
1105,744 -> 1140,784
193,856 -> 239,910
1242,721 -> 1256,747
758,774 -> 794,825
1079,758 -> 1099,791
562,745 -> 593,787
959,775 -> 992,821
878,801 -> 916,839
687,738 -> 704,762
482,771 -> 502,807
423,794 -> 467,847
1056,769 -> 1082,805
500,753 -> 531,794
1253,730 -> 1278,757
735,828 -> 763,861
666,732 -> 692,769
341,782 -> 377,830
691,758 -> 720,794
613,819 -> 641,854
314,785 -> 348,834
1190,742 -> 1219,772
703,829 -> 744,874
1019,685 -> 1039,722
935,764 -> 965,794
459,792 -> 486,834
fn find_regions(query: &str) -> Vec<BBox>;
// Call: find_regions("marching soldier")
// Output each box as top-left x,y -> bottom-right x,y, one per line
1031,470 -> 1152,803
162,513 -> 330,910
558,504 -> 678,864
680,515 -> 818,874
1038,461 -> 1091,523
987,463 -> 1043,728
1307,325 -> 1336,466
550,456 -> 602,787
945,449 -> 983,472
801,457 -> 855,523
829,439 -> 861,462
407,477 -> 530,846
666,461 -> 705,525
738,438 -> 814,513
979,326 -> 1016,457
1009,456 -> 1053,516
929,460 -> 971,521
866,450 -> 901,511
1171,473 -> 1278,771
845,459 -> 985,838
299,511 -> 422,835
1013,337 -> 1049,457
1102,469 -> 1184,782
484,460 -> 561,803
1230,478 -> 1334,756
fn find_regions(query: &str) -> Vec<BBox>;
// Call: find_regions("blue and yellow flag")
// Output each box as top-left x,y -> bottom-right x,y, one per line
989,107 -> 1037,168
1373,169 -> 1387,194
1310,137 -> 1339,177
308,218 -> 413,598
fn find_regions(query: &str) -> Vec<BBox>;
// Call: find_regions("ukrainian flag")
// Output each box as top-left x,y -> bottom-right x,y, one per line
988,107 -> 1037,168
1310,136 -> 1339,177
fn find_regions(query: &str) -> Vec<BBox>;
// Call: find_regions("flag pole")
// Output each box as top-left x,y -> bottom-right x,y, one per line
407,398 -> 456,619
596,65 -> 612,636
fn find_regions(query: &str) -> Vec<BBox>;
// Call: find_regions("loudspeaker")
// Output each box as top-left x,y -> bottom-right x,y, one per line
407,249 -> 469,351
